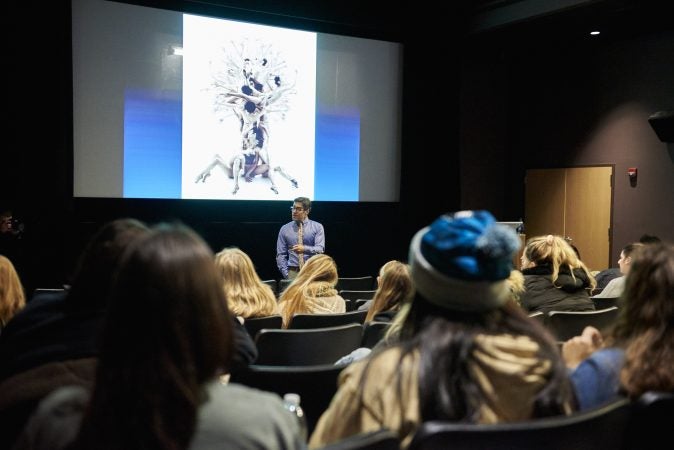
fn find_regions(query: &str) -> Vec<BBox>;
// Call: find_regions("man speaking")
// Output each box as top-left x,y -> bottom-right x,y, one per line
276,197 -> 325,279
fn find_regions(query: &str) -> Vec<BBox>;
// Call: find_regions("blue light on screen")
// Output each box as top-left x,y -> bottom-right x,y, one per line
123,90 -> 361,201
314,108 -> 360,201
123,89 -> 182,198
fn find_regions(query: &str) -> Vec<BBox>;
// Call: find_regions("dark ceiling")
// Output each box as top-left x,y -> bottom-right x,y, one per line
120,0 -> 672,45
462,0 -> 673,47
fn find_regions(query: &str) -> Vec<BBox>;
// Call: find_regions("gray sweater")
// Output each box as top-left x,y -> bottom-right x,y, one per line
14,381 -> 306,450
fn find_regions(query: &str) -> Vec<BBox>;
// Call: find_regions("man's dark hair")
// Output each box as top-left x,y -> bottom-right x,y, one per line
294,197 -> 311,212
639,234 -> 661,244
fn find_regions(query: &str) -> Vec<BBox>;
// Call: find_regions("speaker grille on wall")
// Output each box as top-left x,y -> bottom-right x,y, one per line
648,110 -> 674,143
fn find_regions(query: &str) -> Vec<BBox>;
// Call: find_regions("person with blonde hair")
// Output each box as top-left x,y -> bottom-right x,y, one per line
0,255 -> 25,330
362,260 -> 413,323
214,247 -> 278,319
278,254 -> 345,327
520,234 -> 596,314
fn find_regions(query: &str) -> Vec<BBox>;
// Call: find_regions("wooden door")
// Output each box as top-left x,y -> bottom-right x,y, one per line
524,169 -> 566,238
565,167 -> 612,271
525,166 -> 613,271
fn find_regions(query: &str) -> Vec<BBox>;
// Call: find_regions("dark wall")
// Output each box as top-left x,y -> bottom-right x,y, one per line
2,1 -> 462,292
461,26 -> 674,268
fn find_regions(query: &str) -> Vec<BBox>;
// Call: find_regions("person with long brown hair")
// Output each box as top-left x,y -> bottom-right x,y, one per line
15,224 -> 304,450
363,260 -> 413,323
215,247 -> 278,319
563,242 -> 674,410
520,234 -> 596,313
0,255 -> 25,330
278,254 -> 345,327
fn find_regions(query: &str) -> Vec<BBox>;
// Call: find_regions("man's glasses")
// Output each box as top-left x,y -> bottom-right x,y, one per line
290,206 -> 304,212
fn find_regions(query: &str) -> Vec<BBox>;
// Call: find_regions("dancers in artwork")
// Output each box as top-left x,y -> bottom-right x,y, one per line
195,40 -> 299,195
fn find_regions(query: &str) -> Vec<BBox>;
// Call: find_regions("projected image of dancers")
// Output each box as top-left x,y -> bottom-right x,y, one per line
195,44 -> 300,195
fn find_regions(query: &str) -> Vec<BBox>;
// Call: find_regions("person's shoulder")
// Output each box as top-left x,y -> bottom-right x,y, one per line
0,292 -> 67,337
200,381 -> 298,428
279,221 -> 294,231
195,381 -> 302,450
207,380 -> 285,407
594,276 -> 624,298
604,276 -> 624,287
346,346 -> 415,382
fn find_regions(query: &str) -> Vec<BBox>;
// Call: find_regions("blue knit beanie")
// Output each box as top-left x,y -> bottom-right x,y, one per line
409,210 -> 521,312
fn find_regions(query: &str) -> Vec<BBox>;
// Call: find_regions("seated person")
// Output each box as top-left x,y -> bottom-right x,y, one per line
14,224 -> 303,450
0,254 -> 26,332
593,267 -> 622,291
593,243 -> 643,299
215,247 -> 278,319
520,234 -> 596,314
360,260 -> 413,323
310,211 -> 574,448
278,254 -> 345,328
562,242 -> 674,410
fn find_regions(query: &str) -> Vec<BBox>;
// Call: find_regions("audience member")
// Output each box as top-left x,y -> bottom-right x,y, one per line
0,218 -> 149,449
519,234 -> 596,314
0,210 -> 26,289
360,260 -> 413,323
593,242 -> 643,299
278,254 -> 345,327
506,269 -> 526,306
593,267 -> 622,291
594,234 -> 662,291
639,234 -> 661,244
562,242 -> 674,410
1,219 -> 257,449
564,236 -> 582,260
309,211 -> 574,448
0,218 -> 149,381
336,261 -> 413,365
215,247 -> 278,319
14,223 -> 304,450
0,254 -> 26,331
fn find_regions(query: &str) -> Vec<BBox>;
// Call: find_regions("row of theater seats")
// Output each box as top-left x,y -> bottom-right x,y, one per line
243,304 -> 622,367
312,391 -> 673,450
251,321 -> 388,365
529,306 -> 620,341
232,298 -> 658,448
231,319 -> 390,436
263,276 -> 377,297
233,311 -> 669,447
243,307 -> 370,336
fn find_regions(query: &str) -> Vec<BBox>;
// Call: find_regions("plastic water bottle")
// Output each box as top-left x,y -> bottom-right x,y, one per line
283,392 -> 308,443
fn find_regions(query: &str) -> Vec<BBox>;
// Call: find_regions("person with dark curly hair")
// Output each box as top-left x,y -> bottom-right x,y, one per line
563,242 -> 674,410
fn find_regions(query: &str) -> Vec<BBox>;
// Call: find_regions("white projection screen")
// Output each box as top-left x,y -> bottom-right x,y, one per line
71,0 -> 403,202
